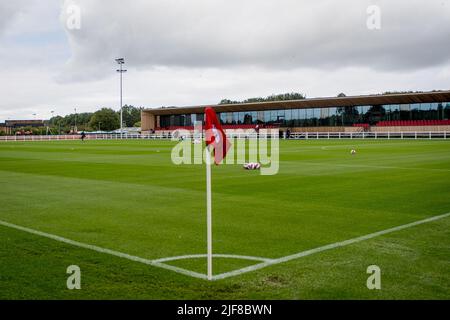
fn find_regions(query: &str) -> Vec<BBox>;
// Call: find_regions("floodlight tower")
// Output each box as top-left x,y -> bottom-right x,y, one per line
116,58 -> 127,138
74,107 -> 78,133
48,110 -> 54,135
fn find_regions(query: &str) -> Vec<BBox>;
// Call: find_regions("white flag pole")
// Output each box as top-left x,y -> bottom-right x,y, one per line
206,146 -> 213,280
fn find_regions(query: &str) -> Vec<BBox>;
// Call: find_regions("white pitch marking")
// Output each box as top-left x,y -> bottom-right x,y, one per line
0,220 -> 207,280
212,212 -> 450,280
1,212 -> 449,281
153,254 -> 273,264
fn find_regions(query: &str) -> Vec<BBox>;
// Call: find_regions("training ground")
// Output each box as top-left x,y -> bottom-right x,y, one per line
0,139 -> 449,299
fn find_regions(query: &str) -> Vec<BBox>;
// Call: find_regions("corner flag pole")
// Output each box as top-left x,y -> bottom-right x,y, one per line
204,107 -> 229,281
206,146 -> 213,280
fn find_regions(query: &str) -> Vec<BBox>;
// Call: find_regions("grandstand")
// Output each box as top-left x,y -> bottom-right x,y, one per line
141,91 -> 450,134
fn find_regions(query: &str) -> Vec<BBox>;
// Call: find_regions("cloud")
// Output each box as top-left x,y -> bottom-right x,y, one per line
60,0 -> 450,82
0,1 -> 28,34
1,1 -> 449,121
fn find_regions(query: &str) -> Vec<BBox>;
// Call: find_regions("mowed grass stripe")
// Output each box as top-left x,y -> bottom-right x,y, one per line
1,140 -> 449,259
0,140 -> 449,298
1,206 -> 449,299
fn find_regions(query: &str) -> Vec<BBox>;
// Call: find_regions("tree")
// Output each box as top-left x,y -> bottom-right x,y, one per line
121,105 -> 143,127
89,108 -> 120,131
219,99 -> 239,105
50,113 -> 93,132
219,92 -> 306,105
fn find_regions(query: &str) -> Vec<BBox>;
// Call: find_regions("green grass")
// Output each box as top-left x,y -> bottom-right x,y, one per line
0,139 -> 449,299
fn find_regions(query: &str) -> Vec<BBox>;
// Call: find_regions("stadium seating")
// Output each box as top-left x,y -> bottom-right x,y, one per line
376,120 -> 450,127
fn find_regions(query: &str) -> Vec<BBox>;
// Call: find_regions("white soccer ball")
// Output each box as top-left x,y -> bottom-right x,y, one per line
243,163 -> 261,170
351,149 -> 356,155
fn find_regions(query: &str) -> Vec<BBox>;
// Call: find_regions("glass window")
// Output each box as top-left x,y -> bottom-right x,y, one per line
285,109 -> 292,121
389,105 -> 400,121
219,112 -> 227,125
243,112 -> 253,124
361,106 -> 370,114
277,110 -> 285,124
264,111 -> 271,124
304,108 -> 312,126
312,108 -> 320,126
318,108 -> 327,126
196,114 -> 204,123
299,109 -> 306,127
292,109 -> 299,126
227,112 -> 233,124
429,103 -> 439,120
338,106 -> 356,126
270,111 -> 277,123
173,115 -> 182,126
283,109 -> 291,127
327,107 -> 337,126
250,111 -> 257,124
160,115 -> 170,128
257,111 -> 265,123
399,104 -> 411,121
390,105 -> 399,112
421,103 -> 431,111
384,105 -> 391,121
184,114 -> 191,126
444,103 -> 450,120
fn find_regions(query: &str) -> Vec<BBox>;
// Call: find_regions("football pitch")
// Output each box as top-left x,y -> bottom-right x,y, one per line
0,139 -> 449,299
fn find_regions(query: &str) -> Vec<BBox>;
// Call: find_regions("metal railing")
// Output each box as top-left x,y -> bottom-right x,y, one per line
0,131 -> 449,141
288,131 -> 449,140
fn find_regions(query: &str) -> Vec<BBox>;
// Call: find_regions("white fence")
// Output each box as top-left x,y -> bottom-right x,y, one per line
0,131 -> 449,142
288,131 -> 449,140
0,134 -> 168,141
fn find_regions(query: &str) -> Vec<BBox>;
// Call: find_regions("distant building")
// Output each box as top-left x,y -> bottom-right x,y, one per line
0,123 -> 7,134
141,91 -> 450,133
1,120 -> 46,135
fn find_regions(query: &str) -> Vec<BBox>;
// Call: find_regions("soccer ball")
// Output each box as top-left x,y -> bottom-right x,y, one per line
351,149 -> 356,155
244,163 -> 261,170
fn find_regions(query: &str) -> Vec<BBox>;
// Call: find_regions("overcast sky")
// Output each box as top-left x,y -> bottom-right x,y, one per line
0,0 -> 449,121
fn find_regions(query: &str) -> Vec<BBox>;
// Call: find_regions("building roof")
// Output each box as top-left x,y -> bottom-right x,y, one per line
143,90 -> 450,116
5,120 -> 45,125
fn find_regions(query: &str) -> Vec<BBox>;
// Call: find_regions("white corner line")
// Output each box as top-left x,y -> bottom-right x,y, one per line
1,211 -> 449,281
212,212 -> 450,280
0,220 -> 207,280
153,254 -> 272,264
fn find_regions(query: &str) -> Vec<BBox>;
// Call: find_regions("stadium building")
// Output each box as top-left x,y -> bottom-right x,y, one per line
141,91 -> 450,133
0,120 -> 45,135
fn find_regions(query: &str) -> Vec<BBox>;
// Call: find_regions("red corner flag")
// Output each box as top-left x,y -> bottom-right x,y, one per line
205,107 -> 231,165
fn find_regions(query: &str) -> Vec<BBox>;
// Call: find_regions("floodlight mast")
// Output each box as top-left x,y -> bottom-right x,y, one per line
74,107 -> 77,133
116,58 -> 127,138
